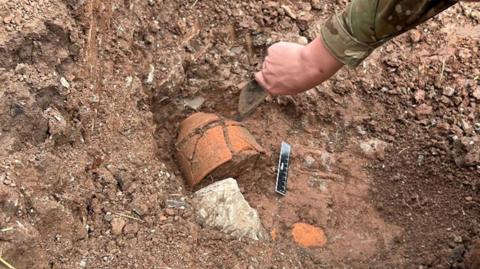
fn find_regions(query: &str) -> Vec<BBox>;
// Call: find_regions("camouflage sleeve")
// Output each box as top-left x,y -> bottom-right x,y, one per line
320,0 -> 457,67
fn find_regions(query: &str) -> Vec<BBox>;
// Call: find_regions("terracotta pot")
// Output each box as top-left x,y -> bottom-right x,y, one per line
175,113 -> 264,187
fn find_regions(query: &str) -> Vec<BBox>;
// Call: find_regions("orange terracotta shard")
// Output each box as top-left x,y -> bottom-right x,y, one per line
270,228 -> 278,241
176,113 -> 264,187
292,223 -> 327,248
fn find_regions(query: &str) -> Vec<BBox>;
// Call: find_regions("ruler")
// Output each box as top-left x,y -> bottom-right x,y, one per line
275,142 -> 292,196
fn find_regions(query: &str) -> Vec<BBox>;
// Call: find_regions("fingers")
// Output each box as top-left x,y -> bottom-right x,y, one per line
256,70 -> 285,96
257,47 -> 285,96
255,71 -> 268,90
256,41 -> 305,96
262,57 -> 268,71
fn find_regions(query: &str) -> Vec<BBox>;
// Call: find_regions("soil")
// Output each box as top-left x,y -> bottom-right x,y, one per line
0,0 -> 479,268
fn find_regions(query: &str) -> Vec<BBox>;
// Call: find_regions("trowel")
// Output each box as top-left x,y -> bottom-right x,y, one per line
236,79 -> 269,121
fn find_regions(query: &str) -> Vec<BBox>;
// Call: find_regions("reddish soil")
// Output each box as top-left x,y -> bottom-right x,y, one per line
0,0 -> 479,268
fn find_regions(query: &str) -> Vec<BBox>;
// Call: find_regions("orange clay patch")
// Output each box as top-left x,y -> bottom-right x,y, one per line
292,223 -> 327,248
270,228 -> 278,241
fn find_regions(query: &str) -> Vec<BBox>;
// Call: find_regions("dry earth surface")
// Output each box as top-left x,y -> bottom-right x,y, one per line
0,0 -> 479,268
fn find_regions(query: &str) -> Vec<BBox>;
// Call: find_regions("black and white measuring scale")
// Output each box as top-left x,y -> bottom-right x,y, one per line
275,141 -> 291,196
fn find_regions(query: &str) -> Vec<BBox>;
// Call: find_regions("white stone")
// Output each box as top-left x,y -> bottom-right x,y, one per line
303,155 -> 315,168
360,139 -> 389,160
193,178 -> 268,241
281,5 -> 297,19
183,96 -> 205,110
60,77 -> 70,88
145,64 -> 155,84
297,36 -> 308,45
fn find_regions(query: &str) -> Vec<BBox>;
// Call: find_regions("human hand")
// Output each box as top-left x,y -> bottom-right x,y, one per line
255,37 -> 343,96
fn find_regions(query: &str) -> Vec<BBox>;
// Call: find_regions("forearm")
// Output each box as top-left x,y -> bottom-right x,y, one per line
320,0 -> 457,67
255,0 -> 458,96
302,37 -> 343,85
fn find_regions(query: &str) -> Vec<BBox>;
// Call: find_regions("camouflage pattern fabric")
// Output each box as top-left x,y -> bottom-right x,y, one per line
321,0 -> 457,67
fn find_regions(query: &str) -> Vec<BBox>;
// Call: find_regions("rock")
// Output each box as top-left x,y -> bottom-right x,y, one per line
131,202 -> 148,217
472,87 -> 480,100
183,96 -> 205,110
470,9 -> 480,21
453,235 -> 463,243
0,187 -> 20,215
104,212 -> 114,222
415,104 -> 433,118
461,119 -> 474,135
165,208 -> 175,216
310,0 -> 322,10
111,217 -> 126,236
123,222 -> 139,237
193,178 -> 268,241
145,64 -> 155,84
440,95 -> 451,105
360,139 -> 389,160
414,90 -> 425,103
409,29 -> 422,43
297,36 -> 308,45
60,77 -> 70,88
453,136 -> 480,166
465,240 -> 480,269
356,125 -> 367,136
443,87 -> 455,97
44,107 -> 67,136
291,223 -> 327,248
319,151 -> 334,171
303,155 -> 315,168
436,122 -> 451,134
309,178 -> 328,192
166,195 -> 189,209
281,5 -> 296,19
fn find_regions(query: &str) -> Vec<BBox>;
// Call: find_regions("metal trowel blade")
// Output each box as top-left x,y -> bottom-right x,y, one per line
237,80 -> 268,121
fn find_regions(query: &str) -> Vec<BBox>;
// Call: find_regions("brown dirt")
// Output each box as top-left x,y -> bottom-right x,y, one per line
0,0 -> 479,268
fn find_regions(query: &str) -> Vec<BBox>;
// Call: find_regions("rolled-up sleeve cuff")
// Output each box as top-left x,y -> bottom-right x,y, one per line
320,13 -> 375,67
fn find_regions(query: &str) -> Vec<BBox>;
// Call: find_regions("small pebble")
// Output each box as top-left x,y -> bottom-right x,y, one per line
111,218 -> 126,236
303,155 -> 315,168
443,87 -> 455,97
297,36 -> 308,45
60,77 -> 70,88
453,235 -> 463,243
165,208 -> 175,216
